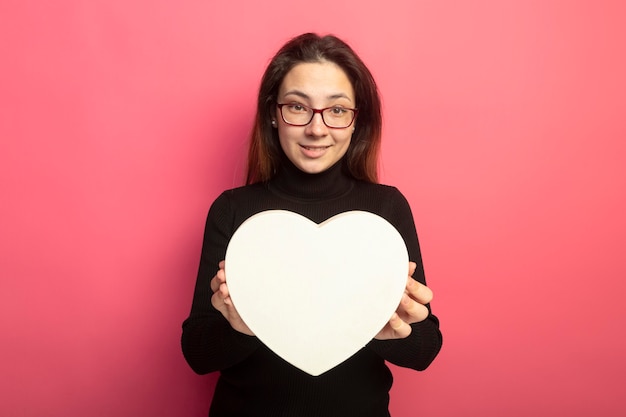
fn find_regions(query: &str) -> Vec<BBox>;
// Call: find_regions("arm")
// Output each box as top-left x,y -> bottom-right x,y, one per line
181,192 -> 261,375
367,188 -> 443,370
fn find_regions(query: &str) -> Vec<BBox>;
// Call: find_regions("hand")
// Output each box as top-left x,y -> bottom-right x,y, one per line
210,260 -> 255,336
375,262 -> 433,340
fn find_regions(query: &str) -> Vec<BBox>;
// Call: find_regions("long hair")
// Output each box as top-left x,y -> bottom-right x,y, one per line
245,33 -> 382,184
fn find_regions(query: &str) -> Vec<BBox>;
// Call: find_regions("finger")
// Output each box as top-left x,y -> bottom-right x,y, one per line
219,282 -> 230,299
225,303 -> 254,336
218,260 -> 225,269
210,272 -> 222,292
406,277 -> 433,305
210,262 -> 227,293
211,291 -> 226,310
216,268 -> 226,283
211,287 -> 233,313
398,293 -> 430,323
389,313 -> 412,338
211,286 -> 234,311
408,262 -> 417,277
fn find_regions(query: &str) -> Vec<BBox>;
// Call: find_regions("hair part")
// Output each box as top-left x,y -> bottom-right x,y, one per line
245,33 -> 382,184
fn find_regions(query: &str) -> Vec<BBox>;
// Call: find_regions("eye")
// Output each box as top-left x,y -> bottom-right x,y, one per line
286,103 -> 308,113
330,107 -> 348,115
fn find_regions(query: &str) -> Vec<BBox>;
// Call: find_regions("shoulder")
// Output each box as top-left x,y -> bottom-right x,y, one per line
353,181 -> 413,211
222,182 -> 266,197
352,181 -> 420,245
207,182 -> 275,232
211,183 -> 266,208
355,181 -> 405,196
207,184 -> 260,220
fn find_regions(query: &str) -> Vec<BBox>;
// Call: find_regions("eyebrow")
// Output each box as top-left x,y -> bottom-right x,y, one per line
282,89 -> 354,103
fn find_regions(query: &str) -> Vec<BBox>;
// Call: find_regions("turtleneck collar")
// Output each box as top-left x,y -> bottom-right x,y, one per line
268,153 -> 354,201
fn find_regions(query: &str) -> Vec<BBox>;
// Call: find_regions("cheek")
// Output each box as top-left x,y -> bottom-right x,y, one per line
277,128 -> 293,152
277,127 -> 286,141
337,132 -> 353,147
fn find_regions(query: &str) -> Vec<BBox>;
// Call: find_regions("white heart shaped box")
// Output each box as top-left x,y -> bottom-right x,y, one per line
224,210 -> 409,376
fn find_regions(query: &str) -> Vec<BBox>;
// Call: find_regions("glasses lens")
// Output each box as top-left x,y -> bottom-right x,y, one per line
281,104 -> 313,126
322,107 -> 355,128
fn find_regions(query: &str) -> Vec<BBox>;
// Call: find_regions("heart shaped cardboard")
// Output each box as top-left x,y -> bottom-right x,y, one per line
224,210 -> 408,376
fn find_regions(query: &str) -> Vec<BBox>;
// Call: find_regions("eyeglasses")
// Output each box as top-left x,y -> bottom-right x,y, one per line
276,103 -> 358,129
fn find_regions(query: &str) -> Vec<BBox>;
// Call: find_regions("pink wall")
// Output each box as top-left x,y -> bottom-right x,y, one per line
1,1 -> 624,416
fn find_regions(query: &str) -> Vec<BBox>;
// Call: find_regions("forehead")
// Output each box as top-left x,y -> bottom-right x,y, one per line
278,61 -> 354,100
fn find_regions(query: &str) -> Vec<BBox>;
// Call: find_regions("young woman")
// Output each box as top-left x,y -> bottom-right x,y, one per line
182,33 -> 442,417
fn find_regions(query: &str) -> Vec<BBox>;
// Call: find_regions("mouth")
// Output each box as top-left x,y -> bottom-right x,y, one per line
299,144 -> 331,159
300,145 -> 331,151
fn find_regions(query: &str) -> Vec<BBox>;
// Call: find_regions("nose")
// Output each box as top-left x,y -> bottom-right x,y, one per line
305,112 -> 328,137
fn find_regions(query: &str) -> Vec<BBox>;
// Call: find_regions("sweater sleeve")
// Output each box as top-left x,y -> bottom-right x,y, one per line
181,192 -> 261,375
367,188 -> 443,370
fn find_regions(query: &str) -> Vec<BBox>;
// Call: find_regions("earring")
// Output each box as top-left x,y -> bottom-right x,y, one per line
271,120 -> 277,127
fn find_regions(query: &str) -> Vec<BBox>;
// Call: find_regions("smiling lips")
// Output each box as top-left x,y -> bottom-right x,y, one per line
300,144 -> 331,158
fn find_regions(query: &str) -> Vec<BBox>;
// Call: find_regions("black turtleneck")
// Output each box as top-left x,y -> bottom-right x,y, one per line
182,157 -> 442,417
269,156 -> 354,201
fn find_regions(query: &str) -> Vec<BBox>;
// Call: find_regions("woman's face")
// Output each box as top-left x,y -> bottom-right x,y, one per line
275,61 -> 355,174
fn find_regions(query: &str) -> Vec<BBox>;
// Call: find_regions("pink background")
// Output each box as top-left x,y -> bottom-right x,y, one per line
1,1 -> 625,416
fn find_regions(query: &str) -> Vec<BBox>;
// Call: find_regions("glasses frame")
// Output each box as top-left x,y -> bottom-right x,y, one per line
276,103 -> 358,129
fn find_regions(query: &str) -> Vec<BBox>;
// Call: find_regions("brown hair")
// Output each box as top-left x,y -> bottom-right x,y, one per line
245,33 -> 382,184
